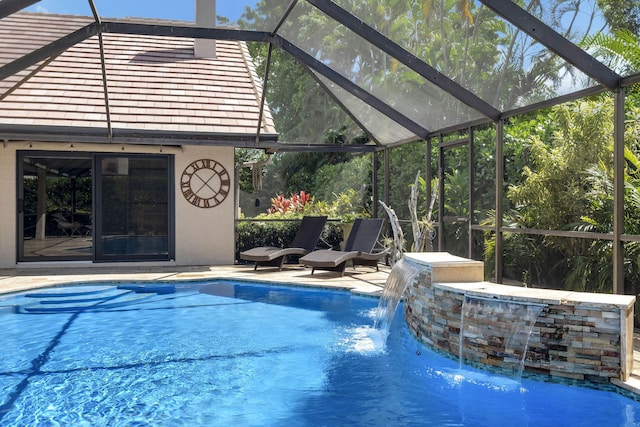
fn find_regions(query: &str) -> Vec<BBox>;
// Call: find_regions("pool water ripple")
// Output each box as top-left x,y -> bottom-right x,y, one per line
1,281 -> 640,426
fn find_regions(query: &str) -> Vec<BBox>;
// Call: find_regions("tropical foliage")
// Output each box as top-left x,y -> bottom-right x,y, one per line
267,191 -> 312,215
233,1 -> 640,321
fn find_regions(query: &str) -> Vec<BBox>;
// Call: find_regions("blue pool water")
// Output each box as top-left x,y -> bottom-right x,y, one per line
1,280 -> 639,426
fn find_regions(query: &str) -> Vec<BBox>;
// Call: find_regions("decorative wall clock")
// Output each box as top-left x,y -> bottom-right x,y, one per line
180,159 -> 230,208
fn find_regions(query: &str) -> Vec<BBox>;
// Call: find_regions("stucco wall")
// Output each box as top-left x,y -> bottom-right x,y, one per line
175,145 -> 235,266
0,143 -> 17,268
0,142 -> 235,268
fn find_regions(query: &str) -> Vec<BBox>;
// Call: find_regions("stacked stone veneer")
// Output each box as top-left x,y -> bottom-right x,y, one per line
403,252 -> 636,384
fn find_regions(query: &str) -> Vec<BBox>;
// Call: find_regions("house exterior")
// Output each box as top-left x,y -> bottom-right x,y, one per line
0,11 -> 277,268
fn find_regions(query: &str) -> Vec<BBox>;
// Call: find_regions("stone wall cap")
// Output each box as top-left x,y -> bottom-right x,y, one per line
563,291 -> 636,309
433,281 -> 636,309
405,252 -> 484,267
435,281 -> 494,294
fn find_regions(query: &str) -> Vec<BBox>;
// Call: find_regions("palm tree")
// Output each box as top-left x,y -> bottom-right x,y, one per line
582,29 -> 640,77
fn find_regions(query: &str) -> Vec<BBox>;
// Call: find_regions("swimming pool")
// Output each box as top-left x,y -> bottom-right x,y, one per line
1,280 -> 639,426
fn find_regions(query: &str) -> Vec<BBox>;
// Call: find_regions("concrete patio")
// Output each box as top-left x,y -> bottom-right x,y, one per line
0,263 -> 389,297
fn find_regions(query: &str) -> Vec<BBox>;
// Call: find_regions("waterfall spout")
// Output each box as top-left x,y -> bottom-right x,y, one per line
373,257 -> 422,339
459,295 -> 545,378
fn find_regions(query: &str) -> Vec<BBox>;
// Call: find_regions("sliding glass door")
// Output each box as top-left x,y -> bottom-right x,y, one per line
95,154 -> 174,261
19,153 -> 93,261
18,151 -> 174,262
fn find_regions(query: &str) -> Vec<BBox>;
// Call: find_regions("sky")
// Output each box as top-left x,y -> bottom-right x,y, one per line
27,0 -> 259,24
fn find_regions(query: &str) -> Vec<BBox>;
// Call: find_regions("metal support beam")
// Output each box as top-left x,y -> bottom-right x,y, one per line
0,23 -> 100,81
613,89 -> 625,294
0,0 -> 40,20
255,44 -> 273,145
0,123 -> 386,152
96,33 -> 113,141
495,120 -> 504,283
303,63 -> 384,145
372,152 -> 378,218
425,138 -> 434,251
426,85 -> 609,141
426,137 -> 432,222
267,143 -> 380,153
384,148 -> 390,208
273,36 -> 430,139
438,135 -> 445,251
0,55 -> 58,101
468,127 -> 474,259
271,0 -> 299,35
101,21 -> 271,43
480,0 -> 620,90
306,0 -> 501,121
88,1 -> 114,142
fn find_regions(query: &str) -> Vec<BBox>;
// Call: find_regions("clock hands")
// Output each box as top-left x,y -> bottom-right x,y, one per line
191,168 -> 217,195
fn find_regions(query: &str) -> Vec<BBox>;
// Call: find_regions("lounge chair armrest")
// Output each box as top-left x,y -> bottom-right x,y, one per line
355,248 -> 390,260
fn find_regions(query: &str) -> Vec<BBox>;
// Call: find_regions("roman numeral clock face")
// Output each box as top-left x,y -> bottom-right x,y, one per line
180,159 -> 230,208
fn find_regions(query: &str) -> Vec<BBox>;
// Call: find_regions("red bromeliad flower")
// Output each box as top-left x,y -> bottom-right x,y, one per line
267,191 -> 311,214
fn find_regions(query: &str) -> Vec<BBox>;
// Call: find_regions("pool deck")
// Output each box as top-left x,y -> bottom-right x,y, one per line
0,263 -> 389,297
2,262 -> 640,397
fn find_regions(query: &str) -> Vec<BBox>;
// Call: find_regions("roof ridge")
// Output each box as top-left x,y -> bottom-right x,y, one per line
238,41 -> 276,135
15,11 -> 239,29
12,11 -> 93,19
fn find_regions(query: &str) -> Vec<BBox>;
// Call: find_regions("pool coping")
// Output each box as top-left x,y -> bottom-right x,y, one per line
0,263 -> 388,297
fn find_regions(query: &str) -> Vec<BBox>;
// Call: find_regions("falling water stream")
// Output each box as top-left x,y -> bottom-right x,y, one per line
460,295 -> 545,377
373,257 -> 423,338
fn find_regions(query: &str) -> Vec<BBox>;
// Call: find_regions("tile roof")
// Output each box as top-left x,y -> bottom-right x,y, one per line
0,12 -> 277,142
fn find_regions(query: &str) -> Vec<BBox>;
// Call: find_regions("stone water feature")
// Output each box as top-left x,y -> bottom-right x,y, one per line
460,295 -> 545,377
396,252 -> 636,386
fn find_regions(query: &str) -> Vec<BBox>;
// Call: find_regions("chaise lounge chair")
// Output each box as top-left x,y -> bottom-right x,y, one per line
52,212 -> 85,237
300,218 -> 389,276
240,215 -> 328,271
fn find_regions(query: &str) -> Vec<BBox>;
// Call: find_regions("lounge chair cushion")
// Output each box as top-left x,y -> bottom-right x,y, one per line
239,246 -> 309,262
298,249 -> 360,268
300,218 -> 387,275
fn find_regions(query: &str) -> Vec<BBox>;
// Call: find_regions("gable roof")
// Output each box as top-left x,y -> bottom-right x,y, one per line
0,12 -> 278,146
0,2 -> 635,152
